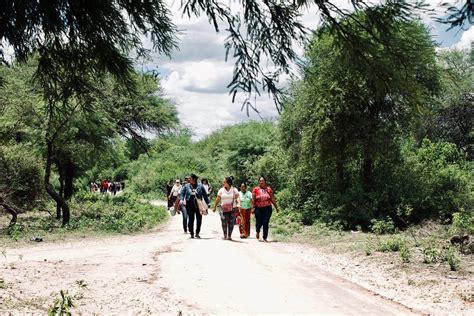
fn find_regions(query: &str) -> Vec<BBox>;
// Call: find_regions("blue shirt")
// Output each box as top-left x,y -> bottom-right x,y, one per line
180,183 -> 209,205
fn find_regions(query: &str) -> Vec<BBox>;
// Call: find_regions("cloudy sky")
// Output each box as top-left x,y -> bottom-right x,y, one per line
145,0 -> 473,140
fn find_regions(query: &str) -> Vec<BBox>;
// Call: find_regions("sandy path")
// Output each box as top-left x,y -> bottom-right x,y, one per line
0,209 -> 415,315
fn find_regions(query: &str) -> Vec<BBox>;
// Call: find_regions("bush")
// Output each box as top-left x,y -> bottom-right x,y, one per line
399,245 -> 411,263
377,236 -> 405,252
451,209 -> 474,235
65,194 -> 168,233
0,145 -> 44,213
446,247 -> 461,271
370,217 -> 396,235
422,245 -> 444,263
400,139 -> 472,222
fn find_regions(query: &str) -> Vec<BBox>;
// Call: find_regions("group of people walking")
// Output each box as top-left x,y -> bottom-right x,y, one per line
90,179 -> 122,195
168,174 -> 279,242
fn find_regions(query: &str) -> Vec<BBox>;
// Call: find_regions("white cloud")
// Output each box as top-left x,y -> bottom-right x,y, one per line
151,0 -> 471,140
451,27 -> 474,50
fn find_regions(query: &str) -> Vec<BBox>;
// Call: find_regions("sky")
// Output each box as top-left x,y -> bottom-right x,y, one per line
145,0 -> 473,140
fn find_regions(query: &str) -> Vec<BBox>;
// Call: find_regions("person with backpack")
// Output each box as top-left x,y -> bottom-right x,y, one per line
211,176 -> 240,240
251,176 -> 279,242
180,174 -> 209,239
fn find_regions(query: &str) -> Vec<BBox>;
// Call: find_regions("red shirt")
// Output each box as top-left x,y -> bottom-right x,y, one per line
252,186 -> 273,208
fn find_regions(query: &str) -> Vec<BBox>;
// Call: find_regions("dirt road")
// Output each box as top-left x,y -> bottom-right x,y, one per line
0,208 -> 415,315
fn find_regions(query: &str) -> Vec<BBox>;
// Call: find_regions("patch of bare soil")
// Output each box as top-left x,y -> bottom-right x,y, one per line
283,238 -> 474,315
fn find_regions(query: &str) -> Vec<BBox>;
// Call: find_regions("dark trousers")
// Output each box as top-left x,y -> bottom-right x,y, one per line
187,200 -> 202,236
181,204 -> 188,232
220,210 -> 236,238
255,206 -> 272,240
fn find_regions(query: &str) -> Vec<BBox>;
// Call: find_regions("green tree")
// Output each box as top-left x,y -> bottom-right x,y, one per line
280,11 -> 440,227
0,60 -> 178,224
419,48 -> 473,159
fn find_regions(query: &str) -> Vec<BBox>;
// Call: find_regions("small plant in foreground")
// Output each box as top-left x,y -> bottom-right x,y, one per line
0,278 -> 5,289
399,245 -> 411,263
422,245 -> 444,264
377,236 -> 405,252
446,247 -> 461,271
49,290 -> 74,316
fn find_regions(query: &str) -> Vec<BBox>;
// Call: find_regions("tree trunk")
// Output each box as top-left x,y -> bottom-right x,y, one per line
0,201 -> 18,227
63,160 -> 75,200
45,142 -> 70,226
56,160 -> 64,220
361,146 -> 374,193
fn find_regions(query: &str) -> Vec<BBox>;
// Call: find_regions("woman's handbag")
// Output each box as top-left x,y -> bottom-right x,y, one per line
197,198 -> 208,215
169,206 -> 176,216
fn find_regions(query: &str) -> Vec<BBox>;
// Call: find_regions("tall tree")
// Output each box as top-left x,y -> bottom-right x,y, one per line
0,60 -> 178,224
280,9 -> 440,226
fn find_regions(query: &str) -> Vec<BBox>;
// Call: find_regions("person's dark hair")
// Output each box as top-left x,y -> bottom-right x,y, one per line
190,173 -> 198,181
202,178 -> 208,184
240,182 -> 247,187
225,176 -> 234,186
259,176 -> 266,182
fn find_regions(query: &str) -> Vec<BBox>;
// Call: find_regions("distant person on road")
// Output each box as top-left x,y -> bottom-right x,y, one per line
180,174 -> 209,239
169,179 -> 181,207
110,181 -> 117,195
211,176 -> 240,240
101,179 -> 109,194
238,182 -> 252,239
175,177 -> 189,233
201,178 -> 212,197
252,176 -> 279,242
166,180 -> 173,208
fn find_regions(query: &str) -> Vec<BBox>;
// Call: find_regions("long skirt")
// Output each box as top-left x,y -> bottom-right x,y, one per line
238,208 -> 251,237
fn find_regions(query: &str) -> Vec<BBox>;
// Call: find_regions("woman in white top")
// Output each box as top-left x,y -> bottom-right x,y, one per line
211,176 -> 240,240
169,179 -> 181,206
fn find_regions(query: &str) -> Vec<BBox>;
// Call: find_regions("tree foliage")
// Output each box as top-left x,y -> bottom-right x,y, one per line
1,1 -> 471,111
0,59 -> 178,224
419,48 -> 474,159
280,10 -> 452,227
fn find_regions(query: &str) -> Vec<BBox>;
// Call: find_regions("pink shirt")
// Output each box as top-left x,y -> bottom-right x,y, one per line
252,186 -> 273,208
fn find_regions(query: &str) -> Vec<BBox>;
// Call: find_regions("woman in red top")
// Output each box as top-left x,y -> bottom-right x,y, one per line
251,176 -> 279,242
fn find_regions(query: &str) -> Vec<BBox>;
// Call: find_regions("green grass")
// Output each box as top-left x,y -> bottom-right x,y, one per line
0,192 -> 168,246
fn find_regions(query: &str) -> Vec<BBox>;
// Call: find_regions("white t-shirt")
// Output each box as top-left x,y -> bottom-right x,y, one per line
202,183 -> 210,194
170,184 -> 181,197
218,187 -> 239,207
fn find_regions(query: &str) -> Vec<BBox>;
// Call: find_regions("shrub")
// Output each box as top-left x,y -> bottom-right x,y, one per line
401,139 -> 472,222
399,245 -> 411,263
450,209 -> 474,235
422,245 -> 444,263
446,247 -> 461,271
370,217 -> 396,235
0,145 -> 44,216
377,236 -> 405,252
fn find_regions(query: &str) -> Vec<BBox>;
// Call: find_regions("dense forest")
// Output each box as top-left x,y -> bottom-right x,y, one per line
0,8 -> 472,239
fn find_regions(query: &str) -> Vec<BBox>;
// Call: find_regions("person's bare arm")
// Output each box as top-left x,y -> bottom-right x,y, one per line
270,192 -> 279,213
212,195 -> 221,212
251,191 -> 256,214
